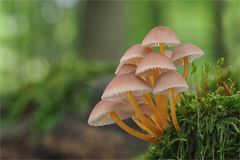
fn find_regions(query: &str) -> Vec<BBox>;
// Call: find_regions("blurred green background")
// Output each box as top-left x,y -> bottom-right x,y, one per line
0,0 -> 239,159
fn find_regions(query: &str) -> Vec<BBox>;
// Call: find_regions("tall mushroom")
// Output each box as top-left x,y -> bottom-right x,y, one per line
101,73 -> 162,136
153,71 -> 189,132
88,100 -> 158,144
171,44 -> 204,102
171,43 -> 204,80
141,27 -> 181,129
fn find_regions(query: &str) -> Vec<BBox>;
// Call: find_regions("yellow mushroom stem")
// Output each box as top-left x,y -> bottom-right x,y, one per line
169,88 -> 180,132
154,94 -> 169,129
140,75 -> 147,82
143,93 -> 163,132
110,111 -> 158,144
127,91 -> 162,136
153,69 -> 159,81
152,68 -> 168,129
176,56 -> 189,103
183,56 -> 189,79
149,76 -> 155,87
132,117 -> 155,136
160,43 -> 165,54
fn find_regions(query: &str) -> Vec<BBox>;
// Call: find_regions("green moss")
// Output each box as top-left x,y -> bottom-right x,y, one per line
139,91 -> 240,159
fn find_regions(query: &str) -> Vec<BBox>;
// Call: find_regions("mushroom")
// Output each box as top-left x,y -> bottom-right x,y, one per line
115,63 -> 137,76
171,43 -> 204,80
115,44 -> 152,80
88,100 -> 158,144
142,26 -> 180,54
141,27 -> 180,130
120,44 -> 152,65
171,44 -> 204,103
153,71 -> 189,132
101,73 -> 162,136
136,52 -> 176,81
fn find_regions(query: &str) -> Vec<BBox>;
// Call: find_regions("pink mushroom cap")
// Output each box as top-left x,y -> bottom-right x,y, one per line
171,43 -> 204,65
115,63 -> 137,76
164,50 -> 173,59
135,52 -> 176,77
153,71 -> 189,94
88,100 -> 150,126
120,44 -> 152,65
142,26 -> 180,47
101,73 -> 151,100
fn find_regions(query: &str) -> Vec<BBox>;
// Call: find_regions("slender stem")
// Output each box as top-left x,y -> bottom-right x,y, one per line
132,117 -> 155,136
149,76 -> 155,87
154,95 -> 169,129
160,43 -> 165,54
140,75 -> 147,82
110,111 -> 158,144
153,68 -> 159,81
169,88 -> 180,132
127,91 -> 162,136
183,56 -> 189,80
143,93 -> 163,132
176,56 -> 189,103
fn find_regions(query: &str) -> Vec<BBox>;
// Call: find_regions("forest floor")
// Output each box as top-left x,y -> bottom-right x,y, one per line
1,115 -> 148,159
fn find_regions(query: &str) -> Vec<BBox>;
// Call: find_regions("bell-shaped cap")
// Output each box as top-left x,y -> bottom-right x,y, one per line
142,26 -> 180,47
120,44 -> 152,65
153,71 -> 189,94
171,43 -> 204,65
136,52 -> 176,77
164,50 -> 173,59
88,100 -> 150,126
102,73 -> 151,100
115,63 -> 136,76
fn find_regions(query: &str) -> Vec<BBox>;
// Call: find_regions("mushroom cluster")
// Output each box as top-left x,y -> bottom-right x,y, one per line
88,26 -> 204,144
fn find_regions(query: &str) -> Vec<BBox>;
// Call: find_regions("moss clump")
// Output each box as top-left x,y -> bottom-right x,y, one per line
139,91 -> 240,159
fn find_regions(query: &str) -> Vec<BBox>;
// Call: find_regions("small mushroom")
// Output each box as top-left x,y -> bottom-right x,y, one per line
115,63 -> 137,76
120,44 -> 152,65
142,26 -> 180,54
136,52 -> 176,79
153,71 -> 189,132
88,100 -> 158,144
101,73 -> 162,136
171,43 -> 204,79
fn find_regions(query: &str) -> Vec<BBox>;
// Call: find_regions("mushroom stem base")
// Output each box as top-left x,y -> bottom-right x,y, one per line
132,117 -> 155,136
183,56 -> 189,80
110,111 -> 158,144
154,95 -> 169,129
127,91 -> 162,136
144,93 -> 163,132
176,56 -> 189,103
169,88 -> 180,132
